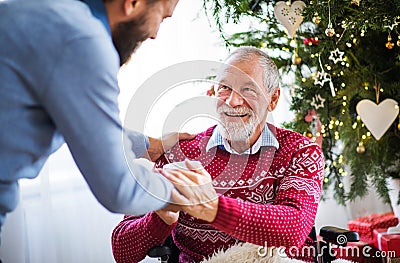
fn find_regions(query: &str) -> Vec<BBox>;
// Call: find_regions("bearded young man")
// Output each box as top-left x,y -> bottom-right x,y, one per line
111,47 -> 325,263
0,0 -> 194,236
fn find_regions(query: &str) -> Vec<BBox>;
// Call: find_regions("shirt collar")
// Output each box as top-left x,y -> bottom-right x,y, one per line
81,0 -> 111,35
206,124 -> 279,155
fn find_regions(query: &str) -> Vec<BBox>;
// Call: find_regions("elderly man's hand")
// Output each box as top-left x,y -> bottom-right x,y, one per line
143,133 -> 195,161
160,160 -> 219,222
155,208 -> 180,225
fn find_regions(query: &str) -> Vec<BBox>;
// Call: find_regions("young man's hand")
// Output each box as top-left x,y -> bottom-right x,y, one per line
160,160 -> 219,223
143,133 -> 195,161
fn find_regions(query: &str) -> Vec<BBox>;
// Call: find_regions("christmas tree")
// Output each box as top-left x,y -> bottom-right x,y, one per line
202,0 -> 400,204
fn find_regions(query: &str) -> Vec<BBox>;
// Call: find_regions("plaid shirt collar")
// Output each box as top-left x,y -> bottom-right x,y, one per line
206,124 -> 279,155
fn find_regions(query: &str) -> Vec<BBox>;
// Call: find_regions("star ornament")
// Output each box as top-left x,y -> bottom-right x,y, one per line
383,17 -> 399,31
313,71 -> 330,86
329,48 -> 344,64
384,21 -> 399,31
311,94 -> 326,109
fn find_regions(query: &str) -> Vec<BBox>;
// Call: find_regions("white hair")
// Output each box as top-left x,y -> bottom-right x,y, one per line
222,46 -> 280,94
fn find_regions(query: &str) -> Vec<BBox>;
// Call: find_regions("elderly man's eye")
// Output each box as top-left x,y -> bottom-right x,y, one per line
242,87 -> 257,95
218,84 -> 230,91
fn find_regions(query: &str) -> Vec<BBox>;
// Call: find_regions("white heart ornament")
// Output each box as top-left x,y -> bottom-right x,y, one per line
273,1 -> 306,38
356,99 -> 399,140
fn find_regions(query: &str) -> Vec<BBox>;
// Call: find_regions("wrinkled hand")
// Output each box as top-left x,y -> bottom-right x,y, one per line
160,160 -> 219,222
143,133 -> 195,161
155,208 -> 180,225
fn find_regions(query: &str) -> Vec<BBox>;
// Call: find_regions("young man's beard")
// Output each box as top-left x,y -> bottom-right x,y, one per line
112,15 -> 148,66
217,105 -> 257,143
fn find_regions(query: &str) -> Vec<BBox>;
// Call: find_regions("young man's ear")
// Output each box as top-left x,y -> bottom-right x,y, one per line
123,0 -> 144,17
267,87 -> 280,111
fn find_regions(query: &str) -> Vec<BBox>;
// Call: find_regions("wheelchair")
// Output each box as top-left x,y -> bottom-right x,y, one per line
147,225 -> 360,263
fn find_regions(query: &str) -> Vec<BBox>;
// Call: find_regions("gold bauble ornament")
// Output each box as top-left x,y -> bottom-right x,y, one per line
356,142 -> 366,154
386,41 -> 394,49
292,53 -> 302,65
325,25 -> 335,37
305,130 -> 313,139
397,37 -> 400,47
312,14 -> 321,24
398,122 -> 400,131
351,0 -> 360,6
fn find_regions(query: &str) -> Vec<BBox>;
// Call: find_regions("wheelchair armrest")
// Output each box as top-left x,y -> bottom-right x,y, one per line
320,226 -> 359,246
147,245 -> 172,260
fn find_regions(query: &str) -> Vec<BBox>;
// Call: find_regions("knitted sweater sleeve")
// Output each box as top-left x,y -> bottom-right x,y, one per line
211,142 -> 324,248
111,212 -> 176,263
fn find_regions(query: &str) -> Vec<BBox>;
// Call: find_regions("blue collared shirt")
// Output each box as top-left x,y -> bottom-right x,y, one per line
82,0 -> 111,34
0,0 -> 172,230
206,124 -> 280,154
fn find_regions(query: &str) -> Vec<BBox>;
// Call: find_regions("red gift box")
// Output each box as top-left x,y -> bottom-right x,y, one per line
373,228 -> 400,257
348,212 -> 399,243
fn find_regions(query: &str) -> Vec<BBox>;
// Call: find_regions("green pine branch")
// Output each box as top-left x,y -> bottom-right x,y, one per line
202,0 -> 400,204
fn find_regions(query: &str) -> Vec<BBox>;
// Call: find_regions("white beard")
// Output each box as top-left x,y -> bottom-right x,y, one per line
217,105 -> 257,142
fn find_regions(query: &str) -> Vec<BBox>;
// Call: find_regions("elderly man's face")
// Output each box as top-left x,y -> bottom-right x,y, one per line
112,0 -> 179,65
215,59 -> 270,142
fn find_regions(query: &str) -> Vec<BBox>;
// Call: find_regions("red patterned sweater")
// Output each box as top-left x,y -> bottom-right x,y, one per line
112,125 -> 324,263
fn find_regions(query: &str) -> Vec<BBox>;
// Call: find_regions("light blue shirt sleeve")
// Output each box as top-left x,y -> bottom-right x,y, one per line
41,34 -> 173,215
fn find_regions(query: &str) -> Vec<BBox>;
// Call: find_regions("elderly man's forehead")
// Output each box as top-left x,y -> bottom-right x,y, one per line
217,63 -> 253,79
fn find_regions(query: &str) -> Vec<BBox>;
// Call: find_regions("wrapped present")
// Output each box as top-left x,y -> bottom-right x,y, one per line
348,212 -> 399,243
373,228 -> 400,257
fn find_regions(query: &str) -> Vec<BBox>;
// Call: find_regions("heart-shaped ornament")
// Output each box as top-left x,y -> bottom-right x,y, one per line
273,1 -> 306,38
356,98 -> 399,140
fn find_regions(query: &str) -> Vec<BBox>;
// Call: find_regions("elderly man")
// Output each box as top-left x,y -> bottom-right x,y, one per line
0,0 -> 195,236
111,47 -> 324,263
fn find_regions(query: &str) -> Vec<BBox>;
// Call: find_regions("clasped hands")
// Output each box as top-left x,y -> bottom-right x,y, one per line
143,133 -> 218,225
156,159 -> 219,225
